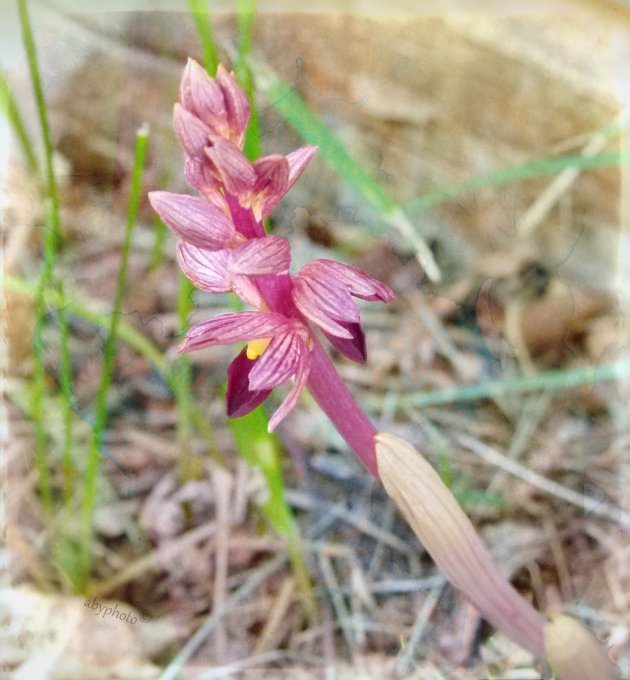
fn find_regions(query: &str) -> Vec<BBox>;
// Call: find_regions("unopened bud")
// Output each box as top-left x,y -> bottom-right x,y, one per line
545,615 -> 617,680
375,432 -> 545,655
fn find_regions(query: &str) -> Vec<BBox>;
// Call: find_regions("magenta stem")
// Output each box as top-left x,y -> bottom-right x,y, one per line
306,338 -> 379,478
256,273 -> 379,477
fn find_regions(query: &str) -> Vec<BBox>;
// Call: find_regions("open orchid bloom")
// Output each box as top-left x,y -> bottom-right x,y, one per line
293,259 -> 394,362
177,251 -> 394,429
178,311 -> 312,431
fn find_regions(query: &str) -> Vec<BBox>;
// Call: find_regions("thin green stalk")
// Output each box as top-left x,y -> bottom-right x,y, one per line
57,282 -> 74,506
187,0 -> 219,75
32,276 -> 53,512
398,358 -> 630,409
405,149 -> 630,216
17,0 -> 60,242
149,216 -> 169,271
0,72 -> 39,174
227,405 -> 315,618
235,0 -> 260,160
6,273 -> 221,463
18,0 -> 64,514
175,273 -> 198,480
79,125 -> 149,587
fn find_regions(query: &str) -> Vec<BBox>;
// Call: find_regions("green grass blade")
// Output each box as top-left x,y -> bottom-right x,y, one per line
149,216 -> 169,271
78,125 -> 149,588
32,276 -> 53,513
235,0 -> 261,160
227,405 -> 314,615
175,273 -> 199,480
187,0 -> 219,75
405,149 -> 630,216
17,0 -> 60,243
57,281 -> 74,506
6,273 -> 221,463
0,71 -> 39,175
18,0 -> 64,513
399,358 -> 630,409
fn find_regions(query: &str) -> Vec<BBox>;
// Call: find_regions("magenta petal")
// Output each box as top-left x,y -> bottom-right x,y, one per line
286,146 -> 318,186
216,65 -> 250,144
322,322 -> 367,363
267,350 -> 311,432
180,59 -> 227,131
183,157 -> 225,209
178,311 -> 289,353
301,259 -> 395,302
231,236 -> 291,276
173,103 -> 213,158
292,276 -> 357,339
252,155 -> 289,198
260,147 -> 316,216
149,191 -> 235,250
206,138 -> 256,197
249,332 -> 305,391
225,192 -> 263,239
230,274 -> 264,308
176,242 -> 230,293
226,348 -> 272,418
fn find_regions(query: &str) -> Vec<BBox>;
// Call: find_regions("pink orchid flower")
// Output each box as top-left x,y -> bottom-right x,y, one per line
178,260 -> 393,431
179,311 -> 311,431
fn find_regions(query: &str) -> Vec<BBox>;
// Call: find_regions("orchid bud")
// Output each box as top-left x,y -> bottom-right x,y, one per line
375,431 -> 546,656
544,615 -> 617,680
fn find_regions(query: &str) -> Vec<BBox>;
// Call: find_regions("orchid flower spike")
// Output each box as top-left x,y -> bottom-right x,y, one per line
152,60 -> 615,676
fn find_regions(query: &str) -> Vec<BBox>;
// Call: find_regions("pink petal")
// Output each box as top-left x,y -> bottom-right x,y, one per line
261,146 -> 316,216
225,192 -> 264,240
286,146 -> 318,187
176,242 -> 230,293
252,155 -> 289,199
292,275 -> 358,339
267,350 -> 311,432
322,322 -> 367,363
230,274 -> 264,309
301,259 -> 395,302
179,59 -> 227,132
173,103 -> 213,158
248,332 -> 304,391
178,311 -> 289,353
226,347 -> 272,418
216,64 -> 250,144
149,191 -> 236,249
183,157 -> 225,210
230,236 -> 291,276
206,138 -> 256,197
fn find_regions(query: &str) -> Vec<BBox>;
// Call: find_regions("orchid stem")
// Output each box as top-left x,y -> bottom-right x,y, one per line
306,339 -> 379,478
